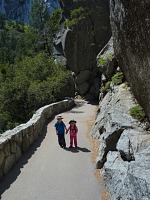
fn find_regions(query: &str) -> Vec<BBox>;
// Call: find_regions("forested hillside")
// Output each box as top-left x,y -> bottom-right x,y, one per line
0,1 -> 73,133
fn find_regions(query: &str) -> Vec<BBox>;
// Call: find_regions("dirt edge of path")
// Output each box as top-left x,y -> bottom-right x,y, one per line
86,115 -> 110,200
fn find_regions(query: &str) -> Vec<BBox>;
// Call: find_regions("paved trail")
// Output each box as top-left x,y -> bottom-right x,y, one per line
0,100 -> 101,200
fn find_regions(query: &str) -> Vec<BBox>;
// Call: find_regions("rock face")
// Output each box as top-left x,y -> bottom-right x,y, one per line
54,0 -> 111,97
91,84 -> 150,199
97,37 -> 118,80
0,0 -> 59,24
110,0 -> 150,120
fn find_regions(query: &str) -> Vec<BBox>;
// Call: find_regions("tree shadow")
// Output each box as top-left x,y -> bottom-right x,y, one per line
0,118 -> 53,198
65,146 -> 91,153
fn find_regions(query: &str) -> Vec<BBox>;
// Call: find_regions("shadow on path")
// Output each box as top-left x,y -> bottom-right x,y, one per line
65,147 -> 91,153
0,118 -> 52,198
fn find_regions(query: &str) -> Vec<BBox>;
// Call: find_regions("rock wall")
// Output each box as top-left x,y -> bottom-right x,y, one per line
110,0 -> 150,120
54,0 -> 111,98
0,99 -> 74,181
91,84 -> 150,199
0,0 -> 59,24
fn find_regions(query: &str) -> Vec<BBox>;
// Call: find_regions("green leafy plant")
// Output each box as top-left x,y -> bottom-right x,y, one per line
98,53 -> 113,65
0,54 -> 72,133
100,81 -> 111,93
64,7 -> 85,28
129,105 -> 145,120
47,8 -> 62,34
112,72 -> 123,85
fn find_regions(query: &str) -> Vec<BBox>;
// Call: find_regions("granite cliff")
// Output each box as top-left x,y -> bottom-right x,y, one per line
0,0 -> 59,24
54,0 -> 111,98
110,0 -> 150,120
91,1 -> 150,199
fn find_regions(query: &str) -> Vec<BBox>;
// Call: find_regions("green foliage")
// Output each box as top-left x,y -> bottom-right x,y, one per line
0,14 -> 6,29
0,54 -> 71,133
112,72 -> 124,85
0,26 -> 38,64
129,105 -> 145,121
47,8 -> 61,34
64,7 -> 86,28
0,4 -> 68,134
100,81 -> 111,93
47,8 -> 62,51
30,0 -> 49,30
98,53 -> 113,65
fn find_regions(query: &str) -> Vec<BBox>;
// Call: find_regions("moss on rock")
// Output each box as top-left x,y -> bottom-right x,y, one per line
112,72 -> 123,85
129,105 -> 145,120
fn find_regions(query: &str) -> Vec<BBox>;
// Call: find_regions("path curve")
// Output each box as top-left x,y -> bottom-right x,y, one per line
0,100 -> 101,200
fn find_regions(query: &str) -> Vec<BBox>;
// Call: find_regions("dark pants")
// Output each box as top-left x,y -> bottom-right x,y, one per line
58,134 -> 66,147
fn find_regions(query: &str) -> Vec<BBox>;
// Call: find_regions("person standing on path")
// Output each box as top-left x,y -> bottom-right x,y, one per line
54,115 -> 67,148
66,120 -> 78,148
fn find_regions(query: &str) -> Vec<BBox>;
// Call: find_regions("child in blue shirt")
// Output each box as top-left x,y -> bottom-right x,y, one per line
54,115 -> 67,148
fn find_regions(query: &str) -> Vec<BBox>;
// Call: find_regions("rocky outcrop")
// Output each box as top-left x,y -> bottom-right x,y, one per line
0,0 -> 59,24
97,37 -> 118,81
110,0 -> 150,120
91,84 -> 150,199
0,99 -> 74,181
54,0 -> 111,98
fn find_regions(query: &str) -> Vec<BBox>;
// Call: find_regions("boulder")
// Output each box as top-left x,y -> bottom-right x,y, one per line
54,0 -> 111,97
110,0 -> 150,120
91,83 -> 150,199
76,70 -> 91,85
103,151 -> 150,200
97,37 -> 118,80
77,82 -> 90,96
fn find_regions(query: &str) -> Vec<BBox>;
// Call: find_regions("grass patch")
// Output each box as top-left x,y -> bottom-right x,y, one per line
112,72 -> 123,85
129,105 -> 145,120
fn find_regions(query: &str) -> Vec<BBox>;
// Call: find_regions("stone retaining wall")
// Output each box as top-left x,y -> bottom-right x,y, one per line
0,99 -> 74,181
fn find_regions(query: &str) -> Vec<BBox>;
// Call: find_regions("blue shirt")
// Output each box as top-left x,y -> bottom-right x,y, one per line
54,121 -> 66,135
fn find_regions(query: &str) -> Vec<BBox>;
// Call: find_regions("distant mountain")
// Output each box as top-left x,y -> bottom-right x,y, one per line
0,0 -> 60,24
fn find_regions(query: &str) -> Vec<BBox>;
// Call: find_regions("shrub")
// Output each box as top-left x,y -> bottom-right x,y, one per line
112,72 -> 123,85
64,7 -> 85,28
98,53 -> 113,65
47,8 -> 62,34
0,53 -> 72,132
129,105 -> 145,120
100,81 -> 111,93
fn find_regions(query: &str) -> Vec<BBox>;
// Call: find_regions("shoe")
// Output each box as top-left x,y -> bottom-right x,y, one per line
75,146 -> 78,148
60,145 -> 63,148
63,146 -> 66,149
69,146 -> 72,148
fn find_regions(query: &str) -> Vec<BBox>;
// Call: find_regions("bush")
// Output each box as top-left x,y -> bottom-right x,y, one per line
64,7 -> 85,28
112,72 -> 123,85
98,53 -> 113,65
100,81 -> 111,93
129,105 -> 145,120
0,53 -> 72,132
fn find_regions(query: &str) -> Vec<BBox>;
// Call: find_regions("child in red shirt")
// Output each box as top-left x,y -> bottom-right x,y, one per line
66,120 -> 78,148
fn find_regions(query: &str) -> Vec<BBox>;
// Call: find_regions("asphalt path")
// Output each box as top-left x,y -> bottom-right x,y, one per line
0,100 -> 101,200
